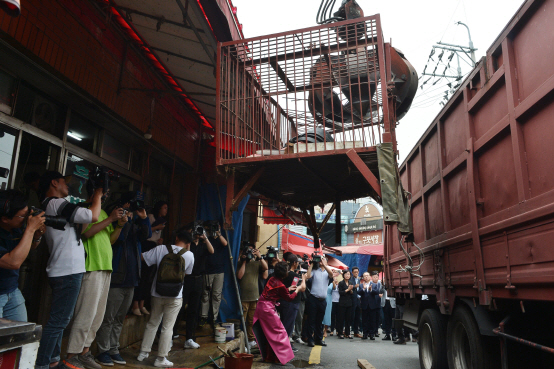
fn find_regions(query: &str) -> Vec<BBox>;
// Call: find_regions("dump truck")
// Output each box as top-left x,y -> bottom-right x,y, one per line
383,0 -> 554,368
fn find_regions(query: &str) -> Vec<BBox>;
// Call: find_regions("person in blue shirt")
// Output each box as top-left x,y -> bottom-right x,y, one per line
0,190 -> 45,321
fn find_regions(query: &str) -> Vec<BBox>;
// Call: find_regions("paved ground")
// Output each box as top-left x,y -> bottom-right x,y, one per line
253,331 -> 420,369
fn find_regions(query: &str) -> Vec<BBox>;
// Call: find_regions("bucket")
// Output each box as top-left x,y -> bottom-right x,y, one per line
215,327 -> 226,343
221,322 -> 235,341
224,353 -> 254,369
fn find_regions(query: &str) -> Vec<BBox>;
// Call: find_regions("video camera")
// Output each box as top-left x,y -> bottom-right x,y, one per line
30,206 -> 67,230
203,220 -> 220,238
89,167 -> 120,193
263,246 -> 278,260
311,250 -> 322,264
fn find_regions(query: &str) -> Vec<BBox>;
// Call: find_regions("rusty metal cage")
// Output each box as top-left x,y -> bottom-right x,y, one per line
216,15 -> 391,165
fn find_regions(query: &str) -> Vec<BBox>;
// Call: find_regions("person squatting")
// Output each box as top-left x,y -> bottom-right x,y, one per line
0,170 -> 229,369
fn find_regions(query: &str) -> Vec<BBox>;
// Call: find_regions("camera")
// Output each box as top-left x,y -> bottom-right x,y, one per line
89,167 -> 120,193
311,251 -> 322,264
121,198 -> 145,216
193,220 -> 205,236
30,206 -> 67,230
263,246 -> 278,260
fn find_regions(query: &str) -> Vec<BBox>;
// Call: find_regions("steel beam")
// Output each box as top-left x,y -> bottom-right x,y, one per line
346,149 -> 381,198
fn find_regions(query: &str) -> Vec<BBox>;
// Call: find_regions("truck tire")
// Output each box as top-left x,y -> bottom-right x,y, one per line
447,305 -> 493,369
418,309 -> 448,369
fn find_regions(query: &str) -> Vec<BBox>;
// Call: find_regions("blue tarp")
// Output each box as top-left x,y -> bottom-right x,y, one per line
332,253 -> 372,274
197,183 -> 249,322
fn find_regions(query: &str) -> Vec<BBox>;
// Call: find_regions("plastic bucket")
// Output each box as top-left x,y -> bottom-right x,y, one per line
215,327 -> 226,343
221,322 -> 235,341
224,353 -> 254,369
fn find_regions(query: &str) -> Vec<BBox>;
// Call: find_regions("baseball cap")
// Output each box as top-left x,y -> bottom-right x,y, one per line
38,171 -> 72,196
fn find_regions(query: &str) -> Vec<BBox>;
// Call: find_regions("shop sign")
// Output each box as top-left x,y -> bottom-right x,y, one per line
354,230 -> 383,245
344,219 -> 383,234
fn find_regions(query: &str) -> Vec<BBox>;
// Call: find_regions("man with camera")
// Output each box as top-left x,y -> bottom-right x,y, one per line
65,185 -> 130,369
35,171 -> 102,369
200,221 -> 228,327
95,193 -> 152,366
237,242 -> 268,347
174,222 -> 214,350
0,190 -> 45,321
305,253 -> 333,347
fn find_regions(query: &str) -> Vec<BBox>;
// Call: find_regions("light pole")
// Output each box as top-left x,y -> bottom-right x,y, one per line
456,21 -> 476,65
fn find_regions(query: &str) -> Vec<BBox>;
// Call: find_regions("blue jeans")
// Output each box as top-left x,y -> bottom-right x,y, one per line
0,289 -> 27,321
35,273 -> 83,369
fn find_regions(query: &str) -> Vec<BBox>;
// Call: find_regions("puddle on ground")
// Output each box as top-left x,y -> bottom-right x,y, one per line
290,359 -> 312,368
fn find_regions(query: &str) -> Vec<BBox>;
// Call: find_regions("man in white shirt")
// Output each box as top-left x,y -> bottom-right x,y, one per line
35,171 -> 102,369
137,230 -> 194,368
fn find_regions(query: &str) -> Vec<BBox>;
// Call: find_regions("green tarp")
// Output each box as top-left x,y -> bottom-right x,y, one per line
377,142 -> 413,238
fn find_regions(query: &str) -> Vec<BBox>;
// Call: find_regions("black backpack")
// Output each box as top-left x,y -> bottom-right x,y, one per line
155,245 -> 187,297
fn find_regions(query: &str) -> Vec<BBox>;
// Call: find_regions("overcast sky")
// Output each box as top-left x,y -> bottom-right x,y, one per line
230,0 -> 525,162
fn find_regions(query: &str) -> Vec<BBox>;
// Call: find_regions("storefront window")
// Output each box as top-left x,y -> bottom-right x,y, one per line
0,125 -> 17,190
13,83 -> 66,138
67,113 -> 99,153
65,152 -> 135,205
0,69 -> 16,115
101,132 -> 130,169
14,133 -> 61,207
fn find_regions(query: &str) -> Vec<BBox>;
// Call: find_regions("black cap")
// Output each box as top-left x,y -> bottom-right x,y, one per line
38,171 -> 71,196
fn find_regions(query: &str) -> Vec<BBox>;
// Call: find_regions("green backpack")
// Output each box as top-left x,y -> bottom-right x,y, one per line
156,245 -> 187,297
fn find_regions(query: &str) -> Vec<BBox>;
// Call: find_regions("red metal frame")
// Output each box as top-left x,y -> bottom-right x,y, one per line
216,15 -> 391,165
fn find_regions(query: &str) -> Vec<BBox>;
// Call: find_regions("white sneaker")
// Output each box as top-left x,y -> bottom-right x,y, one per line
154,357 -> 173,367
137,351 -> 149,361
184,339 -> 200,349
294,337 -> 305,344
289,337 -> 294,343
249,340 -> 257,348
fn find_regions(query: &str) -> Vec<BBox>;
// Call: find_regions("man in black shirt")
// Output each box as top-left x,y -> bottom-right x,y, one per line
175,222 -> 214,349
278,253 -> 302,352
200,222 -> 228,326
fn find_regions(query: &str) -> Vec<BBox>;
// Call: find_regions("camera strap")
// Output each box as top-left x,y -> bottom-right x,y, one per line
42,197 -> 83,245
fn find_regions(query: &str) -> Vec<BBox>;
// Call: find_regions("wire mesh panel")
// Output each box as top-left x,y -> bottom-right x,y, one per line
216,15 -> 389,164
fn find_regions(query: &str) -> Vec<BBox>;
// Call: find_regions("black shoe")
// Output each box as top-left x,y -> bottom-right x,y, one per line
392,335 -> 398,341
307,341 -> 315,347
362,335 -> 368,340
291,344 -> 299,353
338,335 -> 344,339
370,335 -> 375,340
394,338 -> 407,345
382,334 -> 391,341
315,341 -> 327,347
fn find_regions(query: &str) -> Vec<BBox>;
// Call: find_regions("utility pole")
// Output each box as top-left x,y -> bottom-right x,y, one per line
456,21 -> 476,64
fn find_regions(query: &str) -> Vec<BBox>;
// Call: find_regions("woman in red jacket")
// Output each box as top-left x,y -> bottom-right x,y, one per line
253,261 -> 307,364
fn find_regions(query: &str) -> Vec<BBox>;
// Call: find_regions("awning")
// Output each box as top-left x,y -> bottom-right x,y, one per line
281,228 -> 343,256
262,207 -> 305,225
102,0 -> 243,130
337,244 -> 384,256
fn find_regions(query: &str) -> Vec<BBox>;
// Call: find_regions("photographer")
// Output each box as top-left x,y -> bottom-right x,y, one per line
35,171 -> 102,369
237,242 -> 268,347
0,190 -> 45,321
132,201 -> 168,316
200,221 -> 228,326
96,196 -> 152,366
277,253 -> 302,352
65,183 -> 126,368
175,222 -> 214,350
306,254 -> 333,347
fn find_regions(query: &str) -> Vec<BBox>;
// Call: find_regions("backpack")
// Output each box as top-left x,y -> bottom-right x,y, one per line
156,245 -> 187,297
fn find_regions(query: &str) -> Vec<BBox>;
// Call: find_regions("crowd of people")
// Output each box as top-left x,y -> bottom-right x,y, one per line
0,170 -> 415,368
0,171 -> 229,368
237,246 -> 418,365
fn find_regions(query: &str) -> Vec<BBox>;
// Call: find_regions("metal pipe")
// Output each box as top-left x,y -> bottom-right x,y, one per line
493,323 -> 554,356
216,188 -> 251,354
